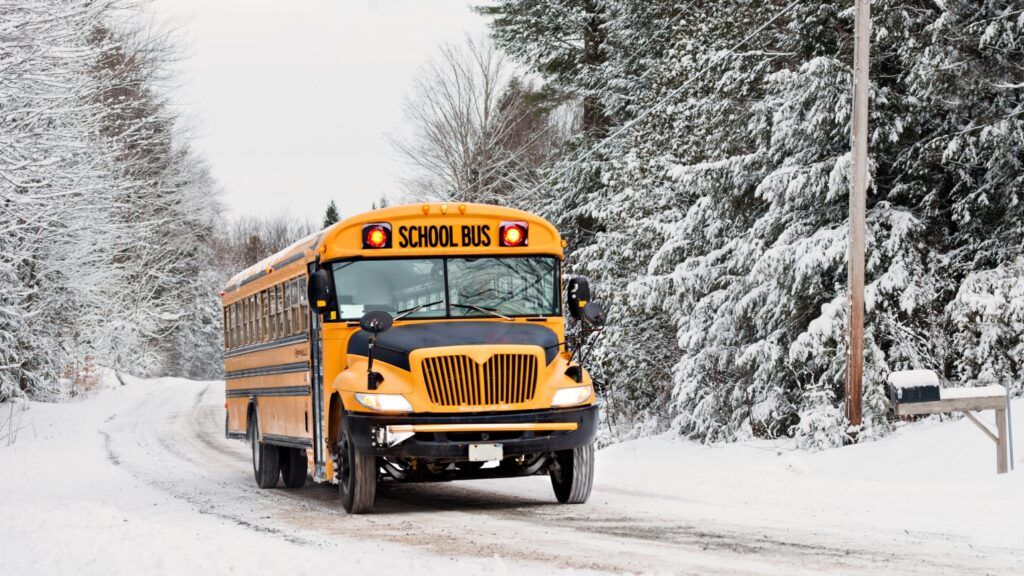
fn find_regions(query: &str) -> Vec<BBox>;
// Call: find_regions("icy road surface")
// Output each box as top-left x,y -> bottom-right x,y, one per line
1,376 -> 1022,575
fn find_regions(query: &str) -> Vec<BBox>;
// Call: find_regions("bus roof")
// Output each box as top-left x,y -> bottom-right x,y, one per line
222,203 -> 563,295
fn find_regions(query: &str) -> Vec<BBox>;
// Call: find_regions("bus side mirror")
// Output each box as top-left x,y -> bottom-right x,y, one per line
567,276 -> 591,320
308,268 -> 333,313
359,311 -> 393,334
581,302 -> 606,327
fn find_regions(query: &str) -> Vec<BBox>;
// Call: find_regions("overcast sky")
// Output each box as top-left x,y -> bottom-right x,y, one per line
148,0 -> 487,224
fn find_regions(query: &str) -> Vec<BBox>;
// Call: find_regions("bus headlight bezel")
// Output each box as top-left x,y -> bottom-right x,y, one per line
551,385 -> 593,408
354,392 -> 413,413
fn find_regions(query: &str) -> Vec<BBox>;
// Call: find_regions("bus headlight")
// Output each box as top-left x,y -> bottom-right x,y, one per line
354,393 -> 413,413
551,385 -> 592,407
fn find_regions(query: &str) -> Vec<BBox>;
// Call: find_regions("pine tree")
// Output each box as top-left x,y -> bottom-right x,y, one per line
477,0 -> 610,134
323,200 -> 340,228
482,0 -> 1024,447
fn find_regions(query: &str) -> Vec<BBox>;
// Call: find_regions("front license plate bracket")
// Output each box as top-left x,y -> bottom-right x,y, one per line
468,443 -> 503,462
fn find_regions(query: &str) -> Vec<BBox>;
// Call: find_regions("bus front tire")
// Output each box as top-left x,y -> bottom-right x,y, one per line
333,416 -> 377,513
250,411 -> 280,489
280,447 -> 308,489
550,442 -> 594,504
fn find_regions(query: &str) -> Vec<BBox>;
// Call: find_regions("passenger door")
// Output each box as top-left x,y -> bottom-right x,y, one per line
306,267 -> 327,481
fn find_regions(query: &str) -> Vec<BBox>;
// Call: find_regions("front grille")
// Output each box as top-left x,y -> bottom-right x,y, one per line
482,354 -> 537,404
421,353 -> 538,407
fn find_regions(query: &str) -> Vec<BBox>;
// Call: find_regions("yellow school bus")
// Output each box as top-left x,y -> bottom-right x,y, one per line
221,203 -> 605,513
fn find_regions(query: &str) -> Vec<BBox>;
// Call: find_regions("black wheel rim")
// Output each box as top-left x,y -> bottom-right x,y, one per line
251,421 -> 260,471
337,431 -> 352,490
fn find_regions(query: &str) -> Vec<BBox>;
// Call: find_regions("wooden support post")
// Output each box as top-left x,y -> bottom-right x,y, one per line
894,386 -> 1009,474
846,0 -> 870,432
996,408 -> 1008,474
963,411 -> 998,444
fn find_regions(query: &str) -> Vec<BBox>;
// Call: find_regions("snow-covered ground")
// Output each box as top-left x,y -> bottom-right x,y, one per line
1,375 -> 1021,575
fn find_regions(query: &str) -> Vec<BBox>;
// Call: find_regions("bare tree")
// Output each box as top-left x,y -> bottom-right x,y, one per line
213,213 -> 316,275
0,1 -> 226,397
390,36 -> 566,205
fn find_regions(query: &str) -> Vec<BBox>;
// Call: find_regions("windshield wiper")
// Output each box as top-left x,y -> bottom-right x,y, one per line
451,303 -> 512,320
395,300 -> 444,320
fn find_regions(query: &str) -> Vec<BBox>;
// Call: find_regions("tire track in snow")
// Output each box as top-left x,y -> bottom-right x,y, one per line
98,378 -> 1018,576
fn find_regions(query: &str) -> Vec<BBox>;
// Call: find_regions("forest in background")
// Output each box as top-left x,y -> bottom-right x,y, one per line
4,1 -> 1022,450
1,1 -> 217,399
0,1 -> 316,401
393,1 -> 1024,447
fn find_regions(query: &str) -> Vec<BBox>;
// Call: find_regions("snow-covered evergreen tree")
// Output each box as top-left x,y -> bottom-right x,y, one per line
483,0 -> 1024,447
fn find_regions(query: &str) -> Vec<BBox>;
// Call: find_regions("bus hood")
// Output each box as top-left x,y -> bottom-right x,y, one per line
347,321 -> 560,371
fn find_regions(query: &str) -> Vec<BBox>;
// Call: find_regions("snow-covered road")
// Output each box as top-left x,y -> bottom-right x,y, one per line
2,376 -> 1021,575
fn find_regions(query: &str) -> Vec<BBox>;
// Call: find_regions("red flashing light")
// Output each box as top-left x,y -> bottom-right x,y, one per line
367,228 -> 387,247
362,223 -> 392,249
499,221 -> 528,247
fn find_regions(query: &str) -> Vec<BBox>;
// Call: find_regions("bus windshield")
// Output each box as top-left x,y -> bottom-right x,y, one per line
332,256 -> 559,320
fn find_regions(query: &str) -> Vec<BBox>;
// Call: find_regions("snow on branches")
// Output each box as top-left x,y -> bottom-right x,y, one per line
0,1 -> 222,400
483,0 -> 1024,448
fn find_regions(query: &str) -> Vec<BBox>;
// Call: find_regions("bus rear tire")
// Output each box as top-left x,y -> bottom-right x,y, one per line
550,442 -> 594,504
333,415 -> 377,513
280,447 -> 308,489
250,411 -> 280,489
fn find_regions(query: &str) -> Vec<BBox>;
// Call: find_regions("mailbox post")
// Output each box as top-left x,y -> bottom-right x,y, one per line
889,370 -> 1012,475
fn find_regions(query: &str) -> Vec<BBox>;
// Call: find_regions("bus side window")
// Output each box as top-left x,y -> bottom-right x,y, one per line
222,307 -> 229,349
284,280 -> 292,335
250,294 -> 256,344
242,298 -> 249,347
278,283 -> 286,337
277,284 -> 284,338
285,282 -> 292,335
241,293 -> 247,342
228,302 -> 236,349
283,281 -> 292,335
260,290 -> 268,342
294,279 -> 302,333
289,279 -> 299,334
227,303 -> 233,349
235,301 -> 242,349
280,282 -> 288,336
273,284 -> 281,340
238,299 -> 245,347
249,295 -> 256,346
267,286 -> 275,340
259,291 -> 266,343
298,277 -> 308,332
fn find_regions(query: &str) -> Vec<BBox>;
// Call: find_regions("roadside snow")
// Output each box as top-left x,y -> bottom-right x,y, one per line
1,375 -> 1021,575
0,376 -> 578,576
598,407 -> 1023,551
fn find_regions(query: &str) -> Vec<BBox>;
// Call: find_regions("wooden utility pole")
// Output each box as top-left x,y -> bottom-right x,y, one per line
846,0 -> 870,432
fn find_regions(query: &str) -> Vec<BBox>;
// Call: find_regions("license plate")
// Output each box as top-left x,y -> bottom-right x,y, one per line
468,443 -> 503,462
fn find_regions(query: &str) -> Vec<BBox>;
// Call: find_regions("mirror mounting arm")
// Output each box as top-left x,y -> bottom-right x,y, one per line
366,335 -> 384,390
359,311 -> 393,391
